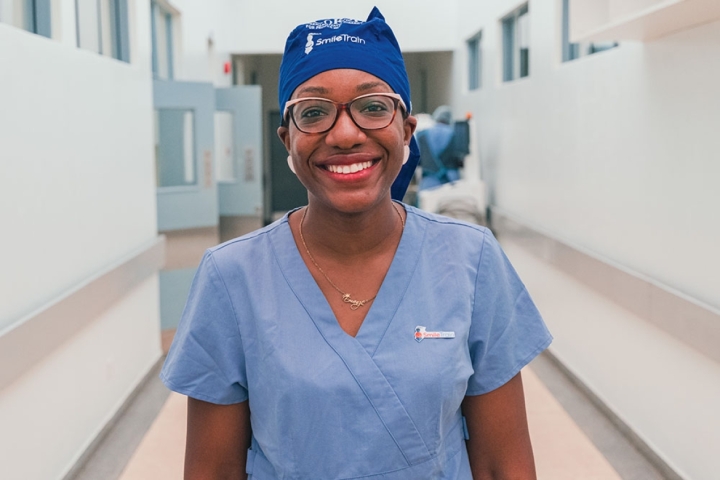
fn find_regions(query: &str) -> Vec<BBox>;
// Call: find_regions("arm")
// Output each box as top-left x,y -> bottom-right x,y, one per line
462,373 -> 536,480
185,398 -> 251,480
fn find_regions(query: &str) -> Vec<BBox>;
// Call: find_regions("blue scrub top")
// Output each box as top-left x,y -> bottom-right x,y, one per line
161,205 -> 552,480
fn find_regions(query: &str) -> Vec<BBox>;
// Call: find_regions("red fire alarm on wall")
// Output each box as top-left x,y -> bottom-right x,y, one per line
223,61 -> 231,74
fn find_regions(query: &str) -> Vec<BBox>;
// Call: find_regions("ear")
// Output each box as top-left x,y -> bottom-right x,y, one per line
277,125 -> 291,153
403,115 -> 418,145
277,125 -> 297,174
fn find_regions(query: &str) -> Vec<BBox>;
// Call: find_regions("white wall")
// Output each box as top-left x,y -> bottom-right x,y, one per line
214,0 -> 458,54
169,0 -> 459,86
0,278 -> 161,480
0,1 -> 161,477
0,20 -> 157,331
453,1 -> 720,312
453,1 -> 720,478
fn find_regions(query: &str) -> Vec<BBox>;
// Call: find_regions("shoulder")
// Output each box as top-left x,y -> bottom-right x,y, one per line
405,205 -> 494,261
406,205 -> 491,240
205,214 -> 290,267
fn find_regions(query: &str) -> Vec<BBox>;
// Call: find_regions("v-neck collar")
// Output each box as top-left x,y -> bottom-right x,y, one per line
269,204 -> 426,357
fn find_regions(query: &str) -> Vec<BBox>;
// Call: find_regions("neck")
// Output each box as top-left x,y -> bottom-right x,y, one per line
299,197 -> 404,258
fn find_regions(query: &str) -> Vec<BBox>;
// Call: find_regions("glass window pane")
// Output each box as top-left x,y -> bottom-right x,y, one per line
518,10 -> 530,78
153,4 -> 169,78
502,18 -> 514,82
467,35 -> 480,90
561,0 -> 578,62
589,41 -> 618,54
22,0 -> 35,31
155,109 -> 197,188
0,0 -> 34,31
517,11 -> 530,48
99,0 -> 114,56
164,12 -> 174,78
76,0 -> 100,53
215,111 -> 235,182
183,112 -> 194,184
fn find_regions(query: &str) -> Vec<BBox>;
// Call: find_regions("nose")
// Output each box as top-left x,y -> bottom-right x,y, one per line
324,107 -> 366,149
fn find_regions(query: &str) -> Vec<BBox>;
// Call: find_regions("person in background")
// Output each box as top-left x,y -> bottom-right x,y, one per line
160,7 -> 551,480
418,105 -> 464,190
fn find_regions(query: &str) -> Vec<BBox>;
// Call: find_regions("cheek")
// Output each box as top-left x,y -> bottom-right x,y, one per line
288,135 -> 313,162
388,125 -> 408,155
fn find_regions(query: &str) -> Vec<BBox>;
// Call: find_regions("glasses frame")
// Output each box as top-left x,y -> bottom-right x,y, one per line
283,92 -> 408,134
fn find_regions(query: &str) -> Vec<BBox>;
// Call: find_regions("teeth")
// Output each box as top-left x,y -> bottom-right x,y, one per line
327,161 -> 373,174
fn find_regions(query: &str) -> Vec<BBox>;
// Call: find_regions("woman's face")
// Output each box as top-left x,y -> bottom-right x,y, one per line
278,69 -> 416,214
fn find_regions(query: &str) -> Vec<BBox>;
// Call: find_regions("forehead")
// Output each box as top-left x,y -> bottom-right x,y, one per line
291,69 -> 393,99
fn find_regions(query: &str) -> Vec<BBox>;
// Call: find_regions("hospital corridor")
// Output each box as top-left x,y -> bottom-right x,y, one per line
2,0 -> 719,479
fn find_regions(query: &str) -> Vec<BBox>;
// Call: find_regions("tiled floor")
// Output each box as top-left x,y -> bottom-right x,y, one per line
524,368 -> 620,479
118,392 -> 186,480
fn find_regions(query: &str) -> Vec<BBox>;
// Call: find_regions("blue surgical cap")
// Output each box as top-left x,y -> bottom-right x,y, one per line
278,7 -> 420,201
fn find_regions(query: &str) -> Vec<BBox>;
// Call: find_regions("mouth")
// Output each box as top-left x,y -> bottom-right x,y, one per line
322,160 -> 377,175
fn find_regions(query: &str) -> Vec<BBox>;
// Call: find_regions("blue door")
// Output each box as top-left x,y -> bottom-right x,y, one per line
154,80 -> 218,232
154,80 -> 218,343
215,86 -> 263,218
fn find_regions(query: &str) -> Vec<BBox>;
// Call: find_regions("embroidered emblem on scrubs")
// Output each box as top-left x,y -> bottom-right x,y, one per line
414,326 -> 455,343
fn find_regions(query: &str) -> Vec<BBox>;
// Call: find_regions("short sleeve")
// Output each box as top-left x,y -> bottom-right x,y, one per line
160,251 -> 248,404
465,232 -> 552,396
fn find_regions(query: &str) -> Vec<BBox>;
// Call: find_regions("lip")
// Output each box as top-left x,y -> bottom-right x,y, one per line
315,153 -> 381,181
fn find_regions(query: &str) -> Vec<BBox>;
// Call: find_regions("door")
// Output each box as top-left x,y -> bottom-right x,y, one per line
266,110 -> 307,224
215,86 -> 263,218
153,79 -> 217,338
154,80 -> 217,232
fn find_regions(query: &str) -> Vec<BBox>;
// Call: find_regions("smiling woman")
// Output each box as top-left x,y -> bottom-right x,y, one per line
160,7 -> 552,480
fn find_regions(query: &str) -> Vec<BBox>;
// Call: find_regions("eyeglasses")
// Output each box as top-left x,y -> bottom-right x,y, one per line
283,93 -> 407,134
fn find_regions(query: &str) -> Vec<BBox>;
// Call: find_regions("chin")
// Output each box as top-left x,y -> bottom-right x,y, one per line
316,188 -> 391,213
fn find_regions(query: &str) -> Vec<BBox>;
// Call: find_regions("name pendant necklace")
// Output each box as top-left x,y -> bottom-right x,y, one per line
299,202 -> 405,310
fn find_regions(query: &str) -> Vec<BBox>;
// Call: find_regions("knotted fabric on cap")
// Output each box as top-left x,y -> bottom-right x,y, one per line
278,7 -> 419,201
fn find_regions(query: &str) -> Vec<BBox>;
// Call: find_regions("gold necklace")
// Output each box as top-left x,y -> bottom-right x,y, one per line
299,202 -> 405,310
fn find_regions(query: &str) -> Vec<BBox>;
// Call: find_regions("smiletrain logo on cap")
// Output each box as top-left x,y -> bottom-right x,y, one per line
303,16 -> 368,55
304,31 -> 367,55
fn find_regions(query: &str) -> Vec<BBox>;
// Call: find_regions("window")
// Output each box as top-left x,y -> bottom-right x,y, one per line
0,0 -> 51,37
75,0 -> 129,61
562,0 -> 617,62
467,31 -> 482,90
215,112 -> 236,182
155,109 -> 196,187
151,0 -> 175,79
502,4 -> 530,82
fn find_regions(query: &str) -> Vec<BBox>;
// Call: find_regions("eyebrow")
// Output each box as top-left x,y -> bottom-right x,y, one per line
295,86 -> 330,96
356,81 -> 391,92
295,81 -> 391,98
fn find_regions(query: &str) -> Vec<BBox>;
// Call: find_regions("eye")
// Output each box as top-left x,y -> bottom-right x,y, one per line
295,100 -> 333,122
354,96 -> 394,117
299,107 -> 328,118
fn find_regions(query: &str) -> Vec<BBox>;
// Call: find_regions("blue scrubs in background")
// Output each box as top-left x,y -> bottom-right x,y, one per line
161,205 -> 552,479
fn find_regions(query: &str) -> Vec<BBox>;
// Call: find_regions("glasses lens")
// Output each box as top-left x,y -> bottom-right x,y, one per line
292,99 -> 336,133
350,95 -> 397,129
